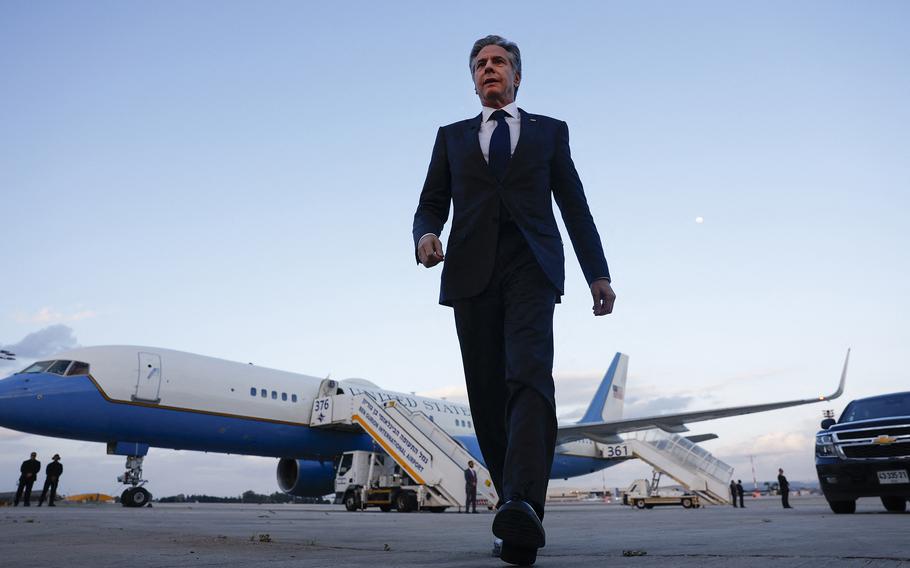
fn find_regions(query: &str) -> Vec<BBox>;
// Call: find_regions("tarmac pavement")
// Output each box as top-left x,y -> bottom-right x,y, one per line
1,495 -> 908,567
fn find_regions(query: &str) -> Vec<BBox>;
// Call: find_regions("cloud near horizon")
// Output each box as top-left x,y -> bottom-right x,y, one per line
0,324 -> 79,366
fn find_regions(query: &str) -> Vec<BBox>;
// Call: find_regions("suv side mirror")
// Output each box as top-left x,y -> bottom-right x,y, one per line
821,418 -> 836,430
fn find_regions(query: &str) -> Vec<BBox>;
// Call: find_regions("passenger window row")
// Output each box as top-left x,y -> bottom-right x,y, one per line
456,418 -> 472,429
249,387 -> 298,403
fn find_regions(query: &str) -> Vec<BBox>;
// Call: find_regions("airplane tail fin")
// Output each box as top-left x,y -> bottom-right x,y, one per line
577,353 -> 629,424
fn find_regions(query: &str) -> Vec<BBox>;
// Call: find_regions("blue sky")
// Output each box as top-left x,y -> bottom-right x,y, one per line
1,1 -> 908,496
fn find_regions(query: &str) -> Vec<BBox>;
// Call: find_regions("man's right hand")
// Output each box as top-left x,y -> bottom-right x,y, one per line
417,234 -> 445,268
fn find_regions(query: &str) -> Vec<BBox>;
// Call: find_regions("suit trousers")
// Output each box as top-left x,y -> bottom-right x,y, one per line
15,478 -> 35,506
465,485 -> 477,512
452,220 -> 558,519
39,477 -> 59,505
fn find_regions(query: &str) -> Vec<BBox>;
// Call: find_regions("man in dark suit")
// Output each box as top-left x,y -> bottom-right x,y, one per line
736,479 -> 745,508
778,468 -> 792,508
14,452 -> 40,506
38,454 -> 63,507
729,479 -> 738,507
464,460 -> 478,513
413,34 -> 614,565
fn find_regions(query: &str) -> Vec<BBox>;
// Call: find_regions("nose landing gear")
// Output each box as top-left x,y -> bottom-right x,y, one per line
118,455 -> 152,507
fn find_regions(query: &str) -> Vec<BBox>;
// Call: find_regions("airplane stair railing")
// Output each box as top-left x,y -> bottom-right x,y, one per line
623,429 -> 733,504
312,392 -> 498,509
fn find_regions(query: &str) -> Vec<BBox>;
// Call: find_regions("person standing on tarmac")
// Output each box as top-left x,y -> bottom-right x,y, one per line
778,468 -> 792,508
464,460 -> 478,513
14,452 -> 40,506
38,454 -> 63,507
736,480 -> 745,508
729,479 -> 738,507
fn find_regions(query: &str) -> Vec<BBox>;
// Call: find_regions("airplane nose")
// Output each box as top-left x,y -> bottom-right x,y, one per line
0,374 -> 40,429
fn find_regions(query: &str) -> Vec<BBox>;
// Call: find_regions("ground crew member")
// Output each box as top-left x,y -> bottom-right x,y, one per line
778,468 -> 792,508
38,454 -> 63,507
464,460 -> 478,513
14,452 -> 40,507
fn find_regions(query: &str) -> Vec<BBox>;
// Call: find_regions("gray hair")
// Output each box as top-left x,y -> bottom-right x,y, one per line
469,35 -> 522,95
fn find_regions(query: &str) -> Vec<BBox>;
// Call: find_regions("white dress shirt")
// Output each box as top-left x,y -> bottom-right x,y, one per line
479,101 -> 521,163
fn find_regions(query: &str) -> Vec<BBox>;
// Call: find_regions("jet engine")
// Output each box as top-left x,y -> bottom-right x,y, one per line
276,458 -> 337,497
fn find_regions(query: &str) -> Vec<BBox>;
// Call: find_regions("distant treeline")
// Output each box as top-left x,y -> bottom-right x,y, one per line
157,490 -> 331,504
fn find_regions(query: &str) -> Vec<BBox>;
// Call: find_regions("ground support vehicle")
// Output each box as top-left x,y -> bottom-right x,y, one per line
622,472 -> 701,510
335,450 -> 450,512
312,388 -> 497,513
815,391 -> 910,514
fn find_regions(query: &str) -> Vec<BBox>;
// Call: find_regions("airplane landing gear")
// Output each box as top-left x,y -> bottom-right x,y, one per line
117,455 -> 152,507
122,486 -> 152,508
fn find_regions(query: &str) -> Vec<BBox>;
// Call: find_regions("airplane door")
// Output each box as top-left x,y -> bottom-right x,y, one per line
134,352 -> 163,403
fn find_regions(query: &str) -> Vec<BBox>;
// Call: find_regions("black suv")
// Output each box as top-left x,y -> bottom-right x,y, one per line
815,391 -> 910,514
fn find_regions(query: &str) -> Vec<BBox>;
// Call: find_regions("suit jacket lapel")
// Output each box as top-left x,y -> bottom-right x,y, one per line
464,113 -> 497,182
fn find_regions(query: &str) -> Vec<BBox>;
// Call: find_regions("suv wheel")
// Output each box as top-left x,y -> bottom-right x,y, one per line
828,499 -> 856,514
881,496 -> 907,513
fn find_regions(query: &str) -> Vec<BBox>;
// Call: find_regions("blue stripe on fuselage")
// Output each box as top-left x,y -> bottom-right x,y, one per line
0,373 -> 371,459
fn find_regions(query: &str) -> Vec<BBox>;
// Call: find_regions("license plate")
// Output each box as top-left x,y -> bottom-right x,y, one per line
877,470 -> 909,484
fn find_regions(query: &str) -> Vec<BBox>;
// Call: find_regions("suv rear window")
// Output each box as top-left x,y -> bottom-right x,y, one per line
840,393 -> 910,423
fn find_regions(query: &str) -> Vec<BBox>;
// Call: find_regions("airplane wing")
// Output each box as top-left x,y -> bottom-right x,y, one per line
557,349 -> 849,445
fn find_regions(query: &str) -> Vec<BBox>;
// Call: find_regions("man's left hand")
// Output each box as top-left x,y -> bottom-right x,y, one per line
591,280 -> 615,316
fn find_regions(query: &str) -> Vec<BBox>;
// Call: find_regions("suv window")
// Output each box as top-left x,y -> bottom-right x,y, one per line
840,393 -> 910,422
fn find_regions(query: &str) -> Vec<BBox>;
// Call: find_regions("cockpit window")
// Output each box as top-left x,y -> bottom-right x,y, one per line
21,361 -> 54,374
46,360 -> 72,375
66,361 -> 90,376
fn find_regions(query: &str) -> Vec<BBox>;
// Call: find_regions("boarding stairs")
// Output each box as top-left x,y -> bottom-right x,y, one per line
622,430 -> 733,505
309,387 -> 498,510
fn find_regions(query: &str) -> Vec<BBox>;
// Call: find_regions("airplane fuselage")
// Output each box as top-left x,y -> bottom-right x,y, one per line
0,346 -> 612,481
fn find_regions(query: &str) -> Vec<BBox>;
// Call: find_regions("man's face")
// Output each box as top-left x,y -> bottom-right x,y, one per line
472,45 -> 520,108
468,461 -> 474,468
30,453 -> 36,458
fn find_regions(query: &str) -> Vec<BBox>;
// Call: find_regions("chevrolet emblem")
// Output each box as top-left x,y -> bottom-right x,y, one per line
873,435 -> 897,445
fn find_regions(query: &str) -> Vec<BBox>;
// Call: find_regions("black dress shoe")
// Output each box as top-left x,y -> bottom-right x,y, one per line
492,500 -> 545,549
500,541 -> 538,566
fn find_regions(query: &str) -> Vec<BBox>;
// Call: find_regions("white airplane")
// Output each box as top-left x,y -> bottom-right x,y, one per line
0,346 -> 848,506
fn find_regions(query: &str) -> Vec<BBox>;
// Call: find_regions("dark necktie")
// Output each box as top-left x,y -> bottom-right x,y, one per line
488,109 -> 511,180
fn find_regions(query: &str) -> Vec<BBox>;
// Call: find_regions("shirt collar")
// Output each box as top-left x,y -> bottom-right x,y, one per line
482,101 -> 519,122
